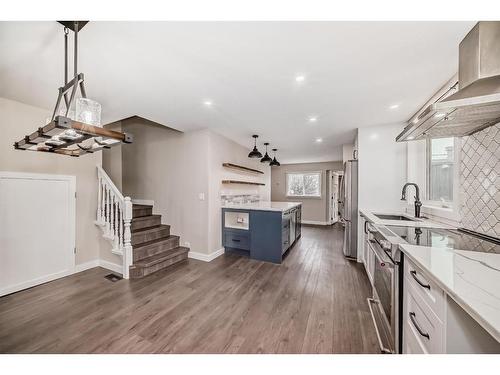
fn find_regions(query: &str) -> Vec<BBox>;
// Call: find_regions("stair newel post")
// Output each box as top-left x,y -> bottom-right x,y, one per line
123,196 -> 133,279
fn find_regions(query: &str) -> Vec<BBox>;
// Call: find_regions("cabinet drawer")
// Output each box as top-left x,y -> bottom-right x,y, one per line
224,231 -> 250,250
404,258 -> 445,319
404,286 -> 444,354
403,325 -> 427,354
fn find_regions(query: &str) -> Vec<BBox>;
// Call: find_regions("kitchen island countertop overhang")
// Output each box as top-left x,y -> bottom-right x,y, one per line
222,201 -> 302,212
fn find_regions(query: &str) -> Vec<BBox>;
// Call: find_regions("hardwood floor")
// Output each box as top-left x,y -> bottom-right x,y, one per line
0,224 -> 379,353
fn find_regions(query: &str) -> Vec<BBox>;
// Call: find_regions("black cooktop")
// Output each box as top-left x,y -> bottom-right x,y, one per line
384,225 -> 500,254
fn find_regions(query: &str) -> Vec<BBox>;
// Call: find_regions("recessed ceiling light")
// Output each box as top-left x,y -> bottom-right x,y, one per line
308,116 -> 318,123
203,100 -> 213,107
412,118 -> 419,124
315,138 -> 323,143
434,112 -> 446,118
407,136 -> 415,140
389,104 -> 399,110
295,75 -> 305,83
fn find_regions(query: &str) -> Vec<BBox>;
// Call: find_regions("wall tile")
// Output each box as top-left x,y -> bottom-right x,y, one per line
461,123 -> 500,237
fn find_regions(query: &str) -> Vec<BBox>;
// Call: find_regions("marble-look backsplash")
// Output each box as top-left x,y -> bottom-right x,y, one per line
460,123 -> 500,237
221,194 -> 260,205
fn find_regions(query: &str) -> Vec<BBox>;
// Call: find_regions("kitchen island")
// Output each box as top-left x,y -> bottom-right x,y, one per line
221,202 -> 302,264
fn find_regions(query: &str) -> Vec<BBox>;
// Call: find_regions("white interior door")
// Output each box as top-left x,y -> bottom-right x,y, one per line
0,172 -> 75,296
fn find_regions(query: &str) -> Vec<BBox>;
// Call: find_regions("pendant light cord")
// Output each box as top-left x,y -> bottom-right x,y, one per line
63,27 -> 69,108
74,21 -> 78,78
64,27 -> 69,85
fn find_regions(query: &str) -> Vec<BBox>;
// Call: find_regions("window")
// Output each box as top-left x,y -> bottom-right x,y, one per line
426,137 -> 455,205
286,172 -> 321,197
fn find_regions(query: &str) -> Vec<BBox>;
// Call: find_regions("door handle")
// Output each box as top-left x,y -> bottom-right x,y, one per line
232,239 -> 241,242
409,312 -> 430,340
410,270 -> 431,290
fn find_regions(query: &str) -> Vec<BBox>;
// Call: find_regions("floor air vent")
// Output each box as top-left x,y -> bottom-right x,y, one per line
104,274 -> 122,282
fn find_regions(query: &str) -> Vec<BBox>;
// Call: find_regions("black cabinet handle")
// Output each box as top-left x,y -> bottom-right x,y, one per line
410,270 -> 430,290
232,239 -> 241,242
409,312 -> 430,340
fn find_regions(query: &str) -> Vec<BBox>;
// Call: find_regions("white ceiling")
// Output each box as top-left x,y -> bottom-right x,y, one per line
0,21 -> 475,163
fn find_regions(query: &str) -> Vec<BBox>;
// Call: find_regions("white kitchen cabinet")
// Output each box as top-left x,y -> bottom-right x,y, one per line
403,257 -> 500,353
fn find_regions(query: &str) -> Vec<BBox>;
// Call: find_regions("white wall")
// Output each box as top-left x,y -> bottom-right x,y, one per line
342,144 -> 355,163
207,131 -> 271,253
0,97 -> 107,265
358,123 -> 407,212
357,123 -> 407,261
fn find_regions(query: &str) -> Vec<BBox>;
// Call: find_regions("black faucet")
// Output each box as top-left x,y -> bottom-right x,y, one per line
401,183 -> 422,218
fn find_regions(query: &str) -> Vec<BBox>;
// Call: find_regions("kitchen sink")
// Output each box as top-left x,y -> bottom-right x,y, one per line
373,214 -> 416,221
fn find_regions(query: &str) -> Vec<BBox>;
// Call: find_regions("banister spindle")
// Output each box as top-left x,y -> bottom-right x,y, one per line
97,175 -> 102,223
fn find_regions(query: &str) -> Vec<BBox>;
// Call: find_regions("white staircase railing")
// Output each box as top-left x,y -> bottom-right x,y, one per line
96,165 -> 133,279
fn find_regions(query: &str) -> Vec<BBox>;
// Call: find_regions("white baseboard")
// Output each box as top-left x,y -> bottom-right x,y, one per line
132,199 -> 155,207
301,220 -> 331,226
74,260 -> 100,273
99,260 -> 123,274
74,259 -> 122,275
188,247 -> 225,262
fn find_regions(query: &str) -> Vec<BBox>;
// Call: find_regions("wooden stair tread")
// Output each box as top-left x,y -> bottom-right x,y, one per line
132,204 -> 153,209
132,214 -> 161,222
133,246 -> 189,268
131,224 -> 170,234
133,235 -> 180,249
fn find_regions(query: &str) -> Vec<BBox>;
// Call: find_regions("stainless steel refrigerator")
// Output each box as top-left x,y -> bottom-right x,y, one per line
339,159 -> 358,259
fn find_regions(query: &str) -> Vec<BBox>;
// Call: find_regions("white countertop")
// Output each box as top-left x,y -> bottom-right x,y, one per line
399,244 -> 500,343
359,208 -> 453,229
222,201 -> 302,212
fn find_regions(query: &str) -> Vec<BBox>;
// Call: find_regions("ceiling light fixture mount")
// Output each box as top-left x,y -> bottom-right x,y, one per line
248,135 -> 263,158
295,75 -> 305,83
269,148 -> 281,167
260,142 -> 272,163
13,21 -> 133,157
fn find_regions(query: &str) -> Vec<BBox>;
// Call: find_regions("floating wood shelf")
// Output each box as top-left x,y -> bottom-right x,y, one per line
222,163 -> 264,174
222,180 -> 265,186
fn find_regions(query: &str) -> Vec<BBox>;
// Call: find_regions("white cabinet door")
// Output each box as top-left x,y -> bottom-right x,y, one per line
0,172 -> 76,296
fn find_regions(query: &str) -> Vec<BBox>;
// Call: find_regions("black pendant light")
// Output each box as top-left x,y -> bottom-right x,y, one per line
260,142 -> 272,163
248,134 -> 263,158
269,148 -> 281,166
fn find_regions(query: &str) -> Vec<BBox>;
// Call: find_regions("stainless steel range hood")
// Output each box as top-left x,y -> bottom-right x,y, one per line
397,22 -> 500,142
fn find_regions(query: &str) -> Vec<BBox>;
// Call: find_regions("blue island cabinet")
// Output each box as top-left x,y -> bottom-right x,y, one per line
222,204 -> 302,264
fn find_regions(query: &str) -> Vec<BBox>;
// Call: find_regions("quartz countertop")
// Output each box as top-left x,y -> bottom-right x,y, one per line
221,201 -> 302,212
399,243 -> 500,343
359,208 -> 453,229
